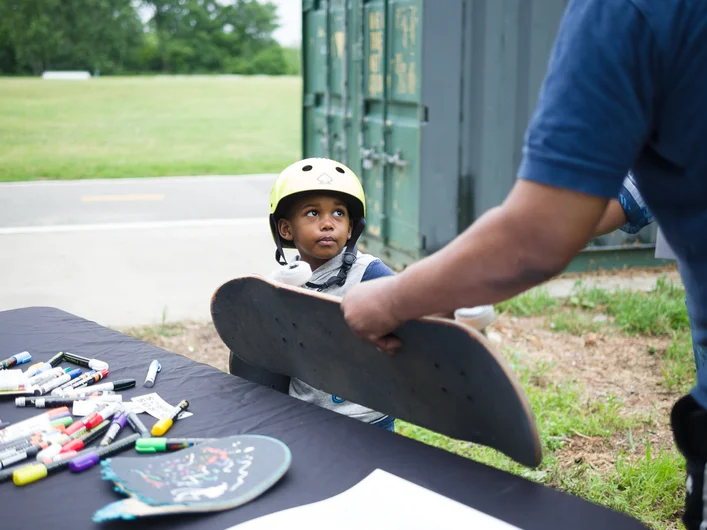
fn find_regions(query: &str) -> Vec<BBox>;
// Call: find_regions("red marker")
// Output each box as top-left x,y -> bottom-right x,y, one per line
59,420 -> 110,453
84,403 -> 121,430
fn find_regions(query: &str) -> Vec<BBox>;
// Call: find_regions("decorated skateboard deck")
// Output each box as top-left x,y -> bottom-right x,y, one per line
211,275 -> 542,468
93,435 -> 291,521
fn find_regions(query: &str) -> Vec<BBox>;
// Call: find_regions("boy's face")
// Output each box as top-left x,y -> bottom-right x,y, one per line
278,193 -> 353,270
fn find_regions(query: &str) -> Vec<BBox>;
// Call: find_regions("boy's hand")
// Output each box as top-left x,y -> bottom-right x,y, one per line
341,277 -> 404,354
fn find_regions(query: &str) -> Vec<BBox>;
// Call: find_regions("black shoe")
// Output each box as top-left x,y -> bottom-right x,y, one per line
671,394 -> 707,530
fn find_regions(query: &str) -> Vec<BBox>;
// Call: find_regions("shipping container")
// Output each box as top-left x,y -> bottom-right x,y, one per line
302,0 -> 666,271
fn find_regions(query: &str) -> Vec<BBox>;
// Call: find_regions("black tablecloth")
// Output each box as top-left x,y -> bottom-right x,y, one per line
0,307 -> 648,530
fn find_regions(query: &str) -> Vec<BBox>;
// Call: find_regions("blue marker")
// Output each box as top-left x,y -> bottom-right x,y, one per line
0,352 -> 31,370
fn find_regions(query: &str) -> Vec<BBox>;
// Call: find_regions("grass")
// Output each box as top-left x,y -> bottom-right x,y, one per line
0,76 -> 302,181
395,275 -> 694,529
396,357 -> 683,529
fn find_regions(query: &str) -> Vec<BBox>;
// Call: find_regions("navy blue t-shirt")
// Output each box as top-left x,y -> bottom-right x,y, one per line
517,0 -> 707,405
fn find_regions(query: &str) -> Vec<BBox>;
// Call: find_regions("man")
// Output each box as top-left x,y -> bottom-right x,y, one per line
339,1 -> 707,528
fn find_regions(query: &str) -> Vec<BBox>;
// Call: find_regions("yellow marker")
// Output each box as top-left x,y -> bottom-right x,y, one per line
151,400 -> 189,437
13,463 -> 48,486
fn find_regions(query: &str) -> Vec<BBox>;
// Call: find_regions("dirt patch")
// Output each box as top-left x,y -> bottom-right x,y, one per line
125,322 -> 231,373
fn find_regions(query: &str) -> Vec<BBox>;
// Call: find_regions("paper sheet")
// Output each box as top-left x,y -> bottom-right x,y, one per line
131,393 -> 192,420
227,469 -> 524,530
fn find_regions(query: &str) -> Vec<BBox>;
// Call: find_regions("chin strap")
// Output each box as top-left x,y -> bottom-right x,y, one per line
271,214 -> 288,266
305,218 -> 366,292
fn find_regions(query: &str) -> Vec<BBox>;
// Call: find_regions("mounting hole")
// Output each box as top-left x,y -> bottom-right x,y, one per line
275,317 -> 280,323
302,165 -> 313,171
299,342 -> 304,348
292,322 -> 297,329
335,166 -> 345,174
434,363 -> 440,369
281,337 -> 287,343
441,387 -> 448,393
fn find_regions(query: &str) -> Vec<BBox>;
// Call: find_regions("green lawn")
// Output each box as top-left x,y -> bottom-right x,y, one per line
0,76 -> 302,181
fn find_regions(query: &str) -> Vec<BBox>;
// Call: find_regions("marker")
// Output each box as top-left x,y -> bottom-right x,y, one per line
50,416 -> 73,429
99,411 -> 127,446
60,352 -> 109,372
0,443 -> 47,470
28,367 -> 72,387
15,394 -> 122,408
52,370 -> 97,394
60,419 -> 111,453
0,421 -> 12,430
2,432 -> 141,485
35,369 -> 82,395
72,369 -> 109,390
151,400 -> 189,436
55,389 -> 116,400
144,360 -> 161,387
0,352 -> 31,370
69,432 -> 141,473
57,379 -> 134,396
84,402 -> 121,430
135,438 -> 216,453
25,362 -> 51,379
125,409 -> 150,438
47,352 -> 64,367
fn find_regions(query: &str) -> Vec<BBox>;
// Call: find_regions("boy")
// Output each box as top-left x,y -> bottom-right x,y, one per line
268,157 -> 397,431
267,157 -> 496,432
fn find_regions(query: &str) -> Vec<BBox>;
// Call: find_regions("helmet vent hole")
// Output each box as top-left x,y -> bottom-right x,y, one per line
335,166 -> 345,174
302,165 -> 313,172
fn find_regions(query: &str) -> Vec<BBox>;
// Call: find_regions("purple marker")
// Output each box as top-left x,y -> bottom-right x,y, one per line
99,411 -> 127,446
69,433 -> 140,473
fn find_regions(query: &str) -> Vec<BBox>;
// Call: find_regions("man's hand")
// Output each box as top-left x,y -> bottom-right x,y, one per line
340,276 -> 403,353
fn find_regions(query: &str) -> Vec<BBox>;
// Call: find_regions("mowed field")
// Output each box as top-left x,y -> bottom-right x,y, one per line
0,75 -> 302,181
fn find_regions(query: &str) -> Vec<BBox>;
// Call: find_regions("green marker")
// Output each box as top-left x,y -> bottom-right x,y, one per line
135,438 -> 216,453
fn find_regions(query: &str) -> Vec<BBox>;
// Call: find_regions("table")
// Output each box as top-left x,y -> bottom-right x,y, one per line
0,307 -> 648,529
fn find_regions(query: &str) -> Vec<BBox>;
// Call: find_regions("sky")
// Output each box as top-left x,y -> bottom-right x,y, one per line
270,0 -> 302,47
137,1 -> 302,48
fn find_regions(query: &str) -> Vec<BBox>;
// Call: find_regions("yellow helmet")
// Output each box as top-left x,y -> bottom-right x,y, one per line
269,157 -> 366,250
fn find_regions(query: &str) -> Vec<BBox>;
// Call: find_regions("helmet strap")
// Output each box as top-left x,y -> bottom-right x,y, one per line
270,214 -> 288,266
305,218 -> 366,292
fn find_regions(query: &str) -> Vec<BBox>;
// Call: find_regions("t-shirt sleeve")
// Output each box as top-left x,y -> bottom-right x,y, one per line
361,260 -> 395,282
518,0 -> 657,199
617,172 -> 655,234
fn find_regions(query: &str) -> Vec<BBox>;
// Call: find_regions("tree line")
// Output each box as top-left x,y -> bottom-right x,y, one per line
0,0 -> 300,76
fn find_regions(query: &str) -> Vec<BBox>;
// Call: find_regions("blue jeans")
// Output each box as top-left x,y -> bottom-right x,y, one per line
372,415 -> 396,432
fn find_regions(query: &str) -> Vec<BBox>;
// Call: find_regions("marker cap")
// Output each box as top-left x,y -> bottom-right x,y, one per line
61,439 -> 84,453
68,452 -> 99,472
89,359 -> 109,371
48,352 -> 64,367
151,418 -> 173,437
112,379 -> 136,391
135,438 -> 166,453
15,352 -> 31,364
51,417 -> 73,428
13,463 -> 47,486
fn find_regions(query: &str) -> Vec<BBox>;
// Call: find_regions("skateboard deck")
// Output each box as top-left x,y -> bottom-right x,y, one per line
211,275 -> 542,468
93,435 -> 291,522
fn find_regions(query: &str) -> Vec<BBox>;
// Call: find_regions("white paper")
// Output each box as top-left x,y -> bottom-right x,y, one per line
227,469 -> 524,530
130,393 -> 192,420
0,369 -> 32,392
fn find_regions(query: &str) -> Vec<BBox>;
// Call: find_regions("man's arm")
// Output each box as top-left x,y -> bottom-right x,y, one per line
594,199 -> 629,237
390,180 -> 607,321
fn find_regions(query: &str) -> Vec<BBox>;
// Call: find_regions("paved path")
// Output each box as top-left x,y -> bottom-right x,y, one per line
0,175 -> 294,327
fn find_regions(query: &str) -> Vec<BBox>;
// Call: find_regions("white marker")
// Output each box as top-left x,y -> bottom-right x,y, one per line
144,360 -> 161,388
